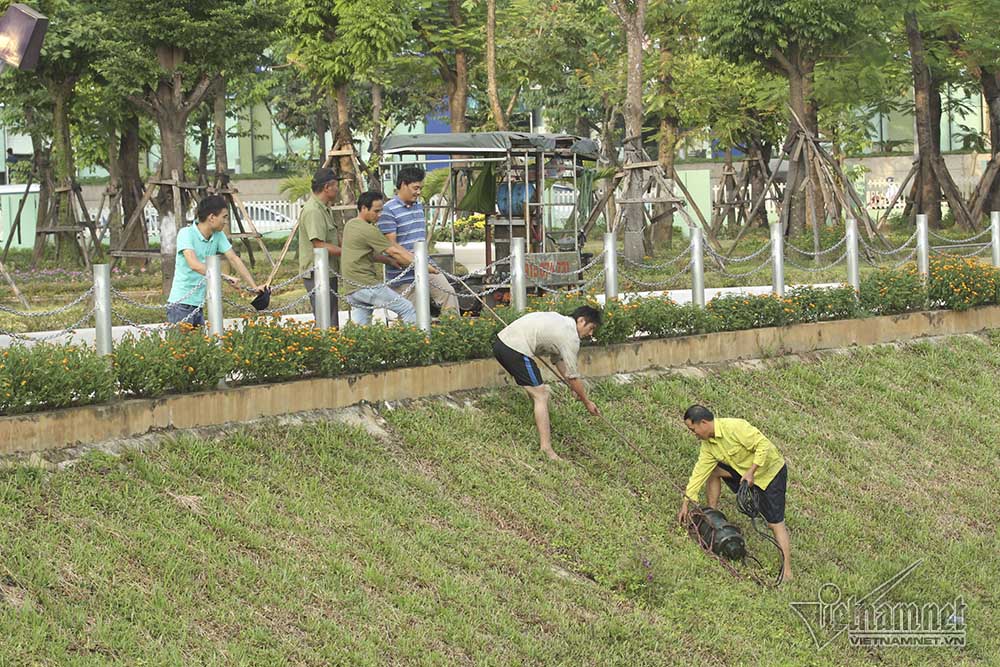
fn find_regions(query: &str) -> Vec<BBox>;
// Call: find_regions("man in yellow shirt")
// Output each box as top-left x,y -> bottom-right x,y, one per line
677,404 -> 792,581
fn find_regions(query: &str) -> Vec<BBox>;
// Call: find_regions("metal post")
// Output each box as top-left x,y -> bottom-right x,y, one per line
991,211 -> 1000,268
846,218 -> 860,292
691,227 -> 705,307
313,247 -> 331,330
414,240 -> 432,332
93,264 -> 113,356
205,255 -> 225,337
770,221 -> 785,297
511,237 -> 527,312
603,232 -> 618,301
916,213 -> 930,279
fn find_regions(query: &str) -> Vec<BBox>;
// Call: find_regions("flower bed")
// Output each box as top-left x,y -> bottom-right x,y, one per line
3,258 -> 1000,417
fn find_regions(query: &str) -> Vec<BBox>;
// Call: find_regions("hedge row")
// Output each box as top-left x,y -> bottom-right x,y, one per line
2,258 -> 999,416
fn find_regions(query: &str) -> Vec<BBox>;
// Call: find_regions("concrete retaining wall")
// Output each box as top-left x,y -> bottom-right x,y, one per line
3,306 -> 999,456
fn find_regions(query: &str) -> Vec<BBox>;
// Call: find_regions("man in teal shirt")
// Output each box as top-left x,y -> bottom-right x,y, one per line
167,195 -> 263,326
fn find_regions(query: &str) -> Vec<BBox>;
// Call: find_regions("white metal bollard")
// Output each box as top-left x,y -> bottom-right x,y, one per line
511,237 -> 527,313
414,240 -> 432,332
846,218 -> 860,292
770,221 -> 785,297
991,211 -> 1000,268
313,248 -> 331,330
603,232 -> 618,301
691,227 -> 705,307
916,214 -> 930,279
205,255 -> 225,338
93,264 -> 113,356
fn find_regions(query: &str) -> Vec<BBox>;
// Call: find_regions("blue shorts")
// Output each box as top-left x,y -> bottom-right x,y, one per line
493,337 -> 543,387
167,303 -> 205,327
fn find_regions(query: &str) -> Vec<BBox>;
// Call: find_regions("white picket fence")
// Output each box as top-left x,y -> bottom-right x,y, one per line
90,199 -> 306,239
92,193 -> 582,241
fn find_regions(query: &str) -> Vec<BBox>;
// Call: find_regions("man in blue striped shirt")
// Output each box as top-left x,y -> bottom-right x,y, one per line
377,166 -> 458,312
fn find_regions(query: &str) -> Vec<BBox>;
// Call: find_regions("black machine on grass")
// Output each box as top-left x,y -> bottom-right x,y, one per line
689,505 -> 747,561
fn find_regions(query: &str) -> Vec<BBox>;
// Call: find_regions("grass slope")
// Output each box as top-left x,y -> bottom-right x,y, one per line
1,335 -> 998,666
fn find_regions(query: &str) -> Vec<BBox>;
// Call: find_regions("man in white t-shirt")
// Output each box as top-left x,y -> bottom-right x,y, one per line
493,306 -> 602,461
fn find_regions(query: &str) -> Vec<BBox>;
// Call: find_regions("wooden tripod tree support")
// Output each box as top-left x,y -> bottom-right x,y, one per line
1,171 -> 35,265
725,111 -> 892,259
31,181 -> 104,268
109,171 -> 203,268
209,174 -> 274,269
92,185 -> 126,247
0,257 -> 29,308
601,146 -> 720,252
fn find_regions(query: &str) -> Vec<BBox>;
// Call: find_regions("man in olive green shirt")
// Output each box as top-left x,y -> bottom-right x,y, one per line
341,191 -> 436,325
298,167 -> 344,328
678,404 -> 792,581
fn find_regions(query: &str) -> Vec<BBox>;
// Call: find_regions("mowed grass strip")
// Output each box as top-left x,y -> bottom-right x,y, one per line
1,334 -> 998,666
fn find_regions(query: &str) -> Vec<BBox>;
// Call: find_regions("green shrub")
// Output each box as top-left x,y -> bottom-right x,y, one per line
221,317 -> 327,385
706,293 -> 791,330
593,299 -> 636,344
339,323 -> 432,373
859,265 -> 926,314
114,330 -> 233,397
528,291 -> 598,317
430,313 -> 498,362
631,297 -> 719,337
786,285 -> 861,322
927,256 -> 1000,311
0,343 -> 113,415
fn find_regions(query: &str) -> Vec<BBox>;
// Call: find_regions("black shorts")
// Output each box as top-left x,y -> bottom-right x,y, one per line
493,337 -> 543,387
717,461 -> 788,524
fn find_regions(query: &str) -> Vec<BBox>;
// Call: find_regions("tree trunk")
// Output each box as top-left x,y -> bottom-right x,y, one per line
334,83 -> 357,205
780,47 -> 816,237
213,78 -> 229,180
41,79 -> 81,264
139,56 -> 216,294
118,113 -> 145,262
609,0 -> 649,261
448,0 -> 469,132
155,115 -> 188,292
748,137 -> 772,228
369,83 -> 385,189
653,117 -> 678,247
197,113 -> 211,186
651,42 -> 677,249
30,144 -> 52,263
905,12 -> 971,229
486,0 -> 507,131
315,111 -> 328,159
977,69 -> 1000,214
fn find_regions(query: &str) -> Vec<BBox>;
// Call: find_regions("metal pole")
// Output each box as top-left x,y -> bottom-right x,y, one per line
313,247 -> 331,330
916,213 -> 930,279
691,227 -> 705,307
770,221 -> 785,297
414,240 -> 432,332
991,211 -> 1000,268
846,217 -> 860,292
604,232 -> 618,300
205,254 -> 225,337
93,264 -> 113,356
511,237 -> 527,312
540,151 -> 547,249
